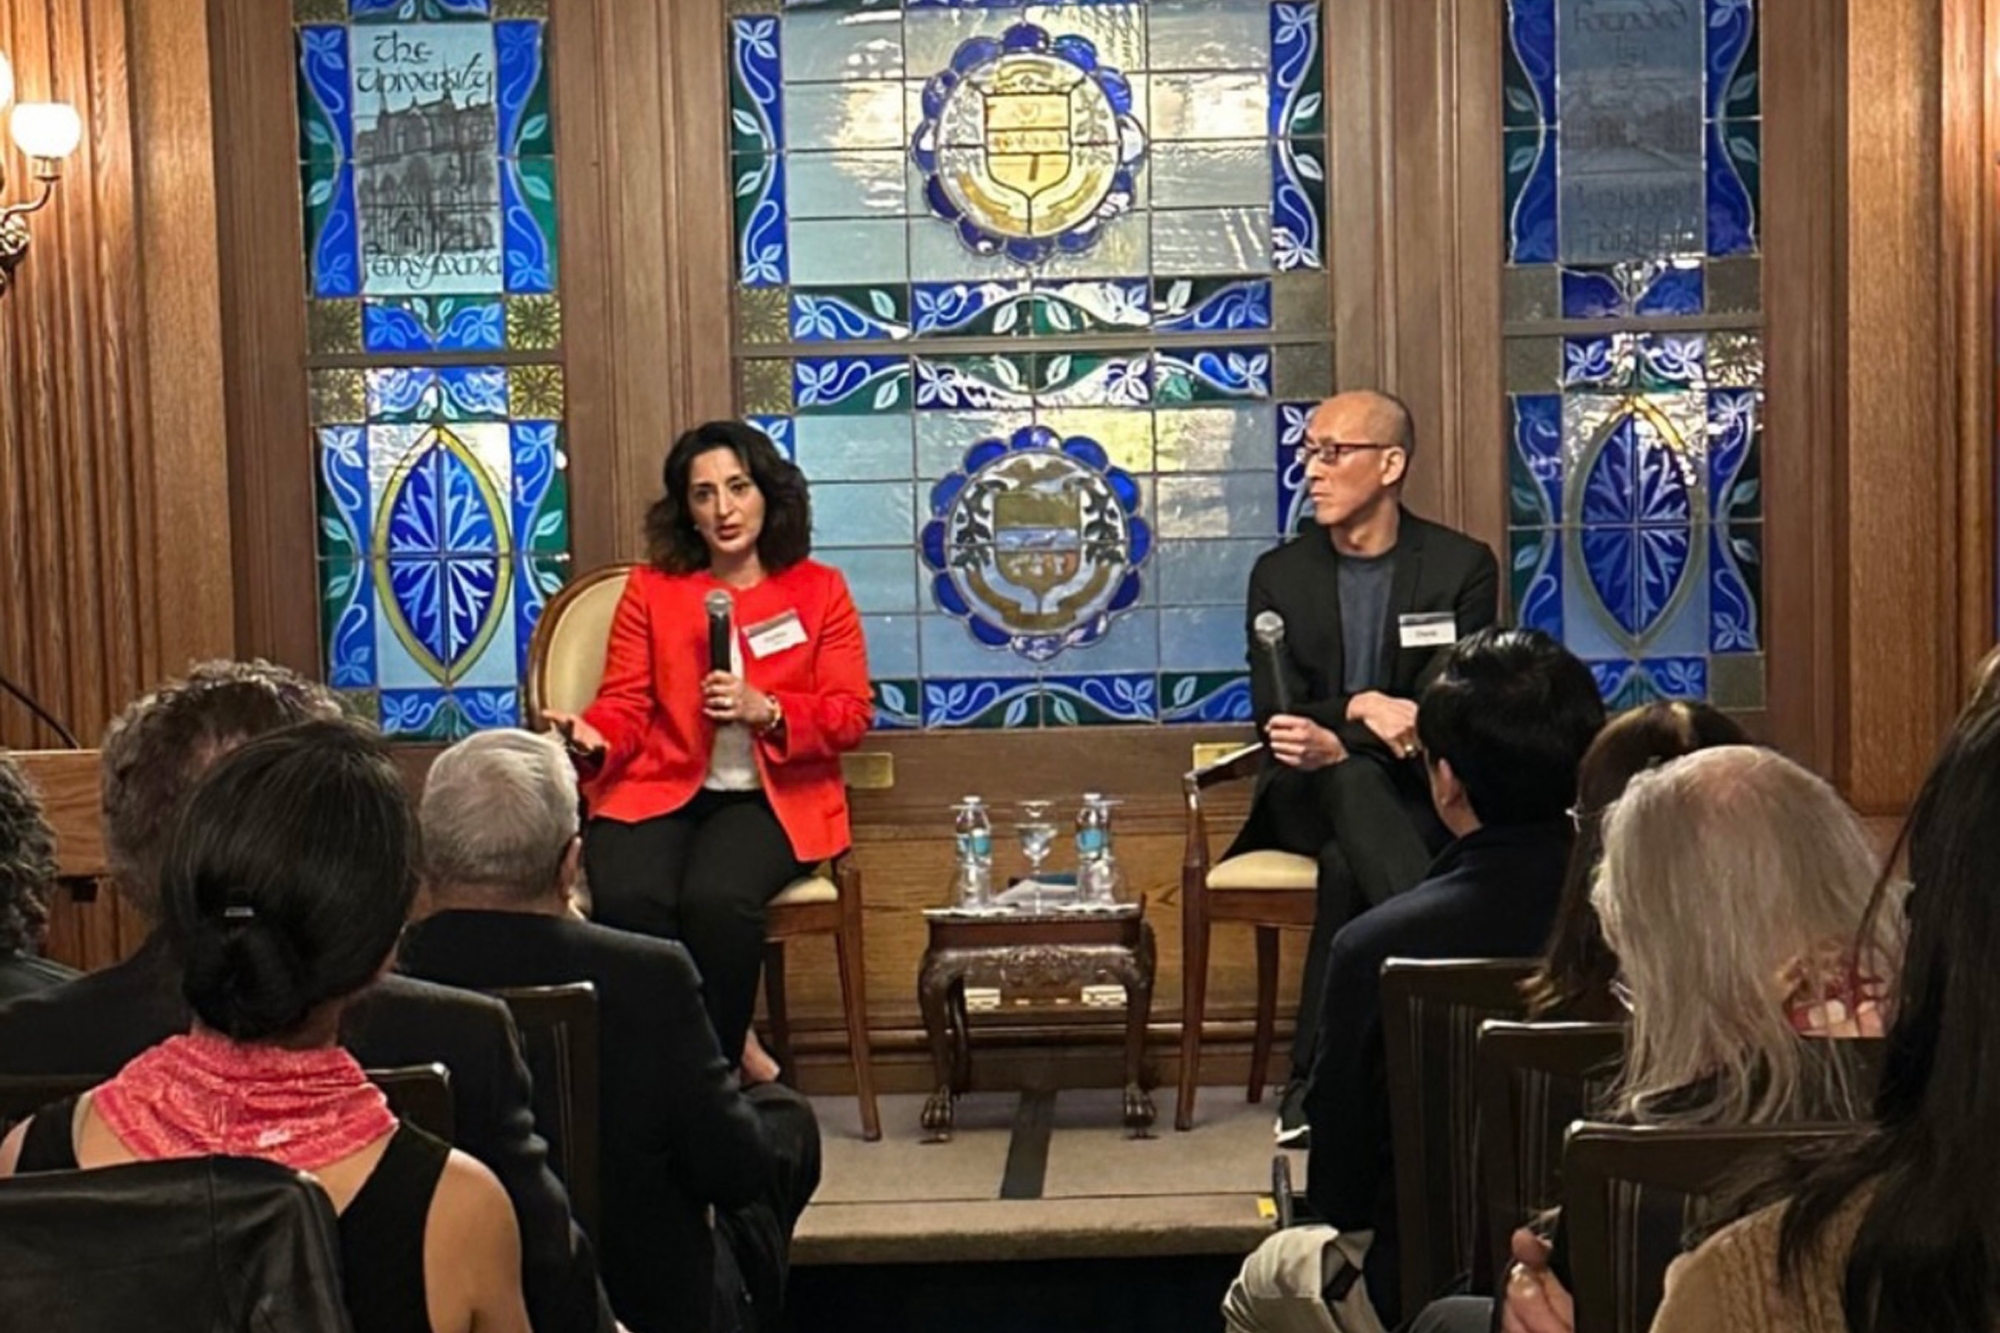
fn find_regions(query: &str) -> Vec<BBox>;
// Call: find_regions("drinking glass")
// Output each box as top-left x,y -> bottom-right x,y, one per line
1016,800 -> 1057,913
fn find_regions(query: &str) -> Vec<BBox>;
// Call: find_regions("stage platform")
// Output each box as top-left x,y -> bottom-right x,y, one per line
798,1088 -> 1279,1267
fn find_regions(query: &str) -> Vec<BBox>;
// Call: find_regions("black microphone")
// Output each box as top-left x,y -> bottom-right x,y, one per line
1252,611 -> 1293,715
706,590 -> 733,674
0,668 -> 81,748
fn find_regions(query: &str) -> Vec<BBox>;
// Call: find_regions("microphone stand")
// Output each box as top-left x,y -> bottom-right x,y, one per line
0,669 -> 82,748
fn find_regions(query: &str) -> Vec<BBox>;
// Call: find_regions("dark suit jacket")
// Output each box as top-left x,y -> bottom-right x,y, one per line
0,933 -> 614,1333
398,909 -> 777,1333
1234,510 -> 1499,854
1301,821 -> 1571,1326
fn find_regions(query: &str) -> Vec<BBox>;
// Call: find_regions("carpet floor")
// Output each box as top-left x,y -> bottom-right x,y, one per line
789,1089 -> 1289,1333
798,1089 -> 1283,1267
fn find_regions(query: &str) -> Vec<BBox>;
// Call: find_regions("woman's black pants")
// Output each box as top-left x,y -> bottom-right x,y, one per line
584,789 -> 809,1059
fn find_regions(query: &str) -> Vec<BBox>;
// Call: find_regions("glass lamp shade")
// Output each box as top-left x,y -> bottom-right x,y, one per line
0,54 -> 14,111
11,103 -> 82,160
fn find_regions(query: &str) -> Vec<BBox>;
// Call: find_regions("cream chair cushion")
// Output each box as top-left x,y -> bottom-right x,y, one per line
771,875 -> 839,907
1206,849 -> 1318,892
539,570 -> 632,716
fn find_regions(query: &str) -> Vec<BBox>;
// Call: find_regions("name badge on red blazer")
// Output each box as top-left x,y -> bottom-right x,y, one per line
745,608 -> 808,659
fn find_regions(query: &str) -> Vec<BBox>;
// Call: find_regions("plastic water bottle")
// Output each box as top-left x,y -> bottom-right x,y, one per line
953,797 -> 993,908
1076,793 -> 1114,905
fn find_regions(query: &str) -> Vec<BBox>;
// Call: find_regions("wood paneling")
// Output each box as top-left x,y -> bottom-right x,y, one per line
0,0 -> 230,754
1,0 -> 230,975
1832,0 -> 1995,812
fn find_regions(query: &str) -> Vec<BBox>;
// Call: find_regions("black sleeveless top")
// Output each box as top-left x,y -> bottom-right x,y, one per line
17,1095 -> 450,1333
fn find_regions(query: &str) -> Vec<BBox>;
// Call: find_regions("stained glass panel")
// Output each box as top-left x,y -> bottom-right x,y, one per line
298,5 -> 562,350
731,0 -> 1331,729
299,1 -> 571,738
1503,0 -> 1763,709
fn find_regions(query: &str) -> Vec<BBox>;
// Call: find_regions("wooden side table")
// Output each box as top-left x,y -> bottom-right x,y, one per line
916,898 -> 1157,1138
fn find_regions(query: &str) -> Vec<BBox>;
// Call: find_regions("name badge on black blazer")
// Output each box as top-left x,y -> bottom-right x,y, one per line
1398,611 -> 1457,649
745,608 -> 808,658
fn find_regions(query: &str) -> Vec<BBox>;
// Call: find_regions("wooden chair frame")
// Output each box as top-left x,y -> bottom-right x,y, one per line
763,850 -> 881,1141
1380,957 -> 1539,1318
1472,1021 -> 1626,1306
491,984 -> 602,1239
1565,1122 -> 1856,1333
1176,741 -> 1315,1132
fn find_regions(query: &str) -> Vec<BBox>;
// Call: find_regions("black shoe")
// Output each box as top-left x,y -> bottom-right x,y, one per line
1274,1079 -> 1311,1150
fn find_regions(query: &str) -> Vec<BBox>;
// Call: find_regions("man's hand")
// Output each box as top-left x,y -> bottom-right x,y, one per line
1500,1227 -> 1573,1333
1345,691 -> 1420,759
1264,714 -> 1348,771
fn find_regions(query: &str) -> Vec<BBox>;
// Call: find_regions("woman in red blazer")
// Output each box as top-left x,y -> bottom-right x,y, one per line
545,421 -> 872,1077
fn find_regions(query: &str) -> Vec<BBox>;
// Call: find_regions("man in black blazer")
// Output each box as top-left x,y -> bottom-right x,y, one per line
0,662 -> 615,1333
399,728 -> 820,1333
1236,390 -> 1499,1144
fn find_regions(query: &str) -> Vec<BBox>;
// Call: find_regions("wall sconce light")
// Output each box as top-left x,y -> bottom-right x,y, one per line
0,52 -> 84,299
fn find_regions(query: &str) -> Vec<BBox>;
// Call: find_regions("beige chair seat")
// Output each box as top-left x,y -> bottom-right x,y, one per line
1205,849 -> 1317,891
771,875 -> 838,907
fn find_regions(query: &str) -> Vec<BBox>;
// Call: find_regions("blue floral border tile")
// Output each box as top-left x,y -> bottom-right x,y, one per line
872,679 -> 920,730
1043,674 -> 1157,726
1153,278 -> 1271,334
794,354 -> 911,413
921,677 -> 1041,729
1277,400 -> 1313,534
1155,347 -> 1272,404
1160,671 -> 1252,724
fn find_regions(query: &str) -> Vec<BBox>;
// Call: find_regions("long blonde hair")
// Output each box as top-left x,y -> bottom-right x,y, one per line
1591,745 -> 1895,1127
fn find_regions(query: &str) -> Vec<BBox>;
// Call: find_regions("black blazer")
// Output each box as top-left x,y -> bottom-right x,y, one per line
398,909 -> 777,1333
0,933 -> 614,1333
1234,511 -> 1499,852
1301,822 -> 1571,1326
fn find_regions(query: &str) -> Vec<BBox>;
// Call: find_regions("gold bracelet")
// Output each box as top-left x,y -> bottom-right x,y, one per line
755,693 -> 785,736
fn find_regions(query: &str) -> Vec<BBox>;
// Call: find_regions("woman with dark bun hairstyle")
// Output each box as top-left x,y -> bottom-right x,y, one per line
544,420 -> 871,1082
0,721 -> 531,1333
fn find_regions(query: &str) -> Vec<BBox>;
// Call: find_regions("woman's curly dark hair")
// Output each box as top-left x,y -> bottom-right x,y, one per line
645,421 -> 812,575
0,753 -> 59,957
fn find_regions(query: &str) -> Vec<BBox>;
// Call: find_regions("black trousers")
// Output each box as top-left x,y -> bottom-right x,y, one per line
584,789 -> 810,1060
1264,753 -> 1448,1076
714,1083 -> 823,1333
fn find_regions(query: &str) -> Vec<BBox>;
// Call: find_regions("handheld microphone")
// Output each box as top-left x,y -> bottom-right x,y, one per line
706,590 -> 733,674
1252,611 -> 1293,714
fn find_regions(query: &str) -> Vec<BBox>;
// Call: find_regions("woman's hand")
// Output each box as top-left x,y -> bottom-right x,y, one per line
702,672 -> 775,729
1501,1227 -> 1574,1333
541,710 -> 606,759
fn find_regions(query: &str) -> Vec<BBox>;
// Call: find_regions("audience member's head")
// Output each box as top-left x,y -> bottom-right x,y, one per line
1522,702 -> 1752,1019
101,660 -> 343,921
0,753 -> 58,959
1592,746 -> 1892,1128
419,728 -> 580,912
1771,703 -> 2000,1330
1414,627 -> 1604,833
161,720 -> 414,1045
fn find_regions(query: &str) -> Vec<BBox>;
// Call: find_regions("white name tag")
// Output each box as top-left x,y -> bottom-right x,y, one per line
744,608 -> 808,659
1398,612 -> 1458,649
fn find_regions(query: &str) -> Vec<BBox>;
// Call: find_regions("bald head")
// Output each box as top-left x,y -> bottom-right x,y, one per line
1310,390 -> 1415,458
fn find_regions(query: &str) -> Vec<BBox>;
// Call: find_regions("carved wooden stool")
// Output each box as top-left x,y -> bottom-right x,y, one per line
916,899 -> 1157,1138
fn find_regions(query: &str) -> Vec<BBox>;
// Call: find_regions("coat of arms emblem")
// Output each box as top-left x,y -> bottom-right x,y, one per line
911,23 -> 1146,265
923,426 -> 1151,662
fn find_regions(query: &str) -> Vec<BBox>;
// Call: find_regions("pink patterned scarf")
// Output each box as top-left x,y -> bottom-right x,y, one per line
91,1029 -> 396,1172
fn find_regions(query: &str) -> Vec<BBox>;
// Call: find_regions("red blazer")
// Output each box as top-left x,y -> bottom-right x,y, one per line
580,560 -> 872,863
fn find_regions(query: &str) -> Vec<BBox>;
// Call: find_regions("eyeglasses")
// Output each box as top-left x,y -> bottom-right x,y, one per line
1295,441 -> 1397,467
1565,803 -> 1599,833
